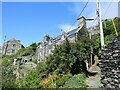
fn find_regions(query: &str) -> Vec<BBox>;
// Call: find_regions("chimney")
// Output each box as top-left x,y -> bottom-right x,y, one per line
44,35 -> 50,42
77,16 -> 86,30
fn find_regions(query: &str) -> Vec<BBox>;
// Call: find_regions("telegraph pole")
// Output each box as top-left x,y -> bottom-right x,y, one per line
97,0 -> 104,48
89,33 -> 93,66
2,35 -> 6,55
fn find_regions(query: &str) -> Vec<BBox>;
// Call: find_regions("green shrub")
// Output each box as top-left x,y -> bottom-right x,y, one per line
105,34 -> 115,45
36,62 -> 48,73
62,74 -> 88,88
56,72 -> 72,87
98,83 -> 104,88
16,71 -> 41,88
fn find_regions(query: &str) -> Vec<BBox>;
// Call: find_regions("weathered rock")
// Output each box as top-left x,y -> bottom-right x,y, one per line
99,35 -> 120,89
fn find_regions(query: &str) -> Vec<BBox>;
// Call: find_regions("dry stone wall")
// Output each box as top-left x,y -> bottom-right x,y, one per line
99,35 -> 120,89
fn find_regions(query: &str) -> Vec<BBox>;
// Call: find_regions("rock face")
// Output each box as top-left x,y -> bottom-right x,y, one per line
99,34 -> 120,89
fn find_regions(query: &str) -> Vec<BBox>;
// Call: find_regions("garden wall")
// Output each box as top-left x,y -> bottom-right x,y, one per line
99,34 -> 120,89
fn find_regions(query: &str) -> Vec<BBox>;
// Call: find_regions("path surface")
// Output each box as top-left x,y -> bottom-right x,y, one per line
86,65 -> 101,88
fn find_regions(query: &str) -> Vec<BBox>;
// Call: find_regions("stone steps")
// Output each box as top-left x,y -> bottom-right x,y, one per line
86,65 -> 101,88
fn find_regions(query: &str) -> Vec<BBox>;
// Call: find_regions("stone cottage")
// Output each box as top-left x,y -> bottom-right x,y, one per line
36,16 -> 87,62
2,38 -> 23,55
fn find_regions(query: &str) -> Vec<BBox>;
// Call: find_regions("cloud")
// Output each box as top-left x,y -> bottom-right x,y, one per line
58,24 -> 77,32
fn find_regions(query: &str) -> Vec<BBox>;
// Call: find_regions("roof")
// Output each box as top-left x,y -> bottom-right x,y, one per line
4,38 -> 22,46
54,28 -> 78,41
54,35 -> 62,41
37,26 -> 84,48
77,16 -> 86,20
67,28 -> 78,36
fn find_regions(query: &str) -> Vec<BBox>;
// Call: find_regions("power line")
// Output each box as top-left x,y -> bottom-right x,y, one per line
90,1 -> 112,28
68,0 -> 89,31
90,16 -> 98,27
102,0 -> 112,19
89,1 -> 112,29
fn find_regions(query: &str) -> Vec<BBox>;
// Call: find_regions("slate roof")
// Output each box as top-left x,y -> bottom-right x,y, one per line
67,28 -> 77,36
54,28 -> 78,41
54,35 -> 62,41
39,28 -> 79,47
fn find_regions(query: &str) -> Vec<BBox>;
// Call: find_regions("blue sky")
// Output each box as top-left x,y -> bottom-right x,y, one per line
1,2 -> 118,47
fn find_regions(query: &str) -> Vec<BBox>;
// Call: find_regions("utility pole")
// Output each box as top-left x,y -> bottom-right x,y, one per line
97,0 -> 104,48
89,33 -> 93,66
2,35 -> 6,55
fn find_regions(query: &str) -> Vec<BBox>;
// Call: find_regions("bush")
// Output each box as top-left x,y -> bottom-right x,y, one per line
2,66 -> 17,88
36,62 -> 48,73
16,71 -> 41,88
56,72 -> 72,87
40,74 -> 58,88
104,34 -> 115,45
98,83 -> 104,88
62,74 -> 88,88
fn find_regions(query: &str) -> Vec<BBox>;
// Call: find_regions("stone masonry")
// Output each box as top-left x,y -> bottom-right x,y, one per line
3,38 -> 23,55
99,34 -> 120,89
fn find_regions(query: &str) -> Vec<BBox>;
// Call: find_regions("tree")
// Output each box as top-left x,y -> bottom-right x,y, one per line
103,18 -> 120,36
46,37 -> 91,75
29,43 -> 37,52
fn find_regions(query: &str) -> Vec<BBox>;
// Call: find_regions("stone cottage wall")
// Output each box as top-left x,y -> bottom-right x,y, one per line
99,35 -> 120,89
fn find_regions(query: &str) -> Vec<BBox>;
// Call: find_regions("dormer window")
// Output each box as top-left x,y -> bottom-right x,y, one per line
62,35 -> 65,41
13,44 -> 16,47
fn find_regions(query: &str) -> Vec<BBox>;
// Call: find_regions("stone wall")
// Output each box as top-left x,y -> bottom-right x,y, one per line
3,38 -> 22,55
99,35 -> 120,89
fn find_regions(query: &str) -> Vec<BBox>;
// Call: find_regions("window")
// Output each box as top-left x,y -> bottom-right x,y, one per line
62,35 -> 65,41
13,44 -> 16,47
48,41 -> 52,45
25,60 -> 27,63
49,49 -> 52,54
39,52 -> 42,56
12,49 -> 15,53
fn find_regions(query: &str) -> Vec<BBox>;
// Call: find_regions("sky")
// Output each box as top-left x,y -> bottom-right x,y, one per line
1,1 -> 119,47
